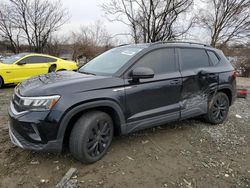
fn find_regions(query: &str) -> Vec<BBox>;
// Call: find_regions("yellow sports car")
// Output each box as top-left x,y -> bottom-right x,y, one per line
0,53 -> 78,87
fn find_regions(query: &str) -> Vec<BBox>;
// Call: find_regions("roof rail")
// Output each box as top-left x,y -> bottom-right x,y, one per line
149,41 -> 211,47
117,44 -> 130,47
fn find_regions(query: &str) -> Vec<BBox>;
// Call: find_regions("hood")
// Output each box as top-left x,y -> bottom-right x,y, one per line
17,71 -> 111,96
0,62 -> 10,68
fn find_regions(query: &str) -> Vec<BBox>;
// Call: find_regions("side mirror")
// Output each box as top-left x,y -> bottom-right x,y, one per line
131,67 -> 154,81
16,60 -> 26,65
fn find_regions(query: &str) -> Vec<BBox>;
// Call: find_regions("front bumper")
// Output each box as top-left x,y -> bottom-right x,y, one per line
8,102 -> 63,152
9,122 -> 62,152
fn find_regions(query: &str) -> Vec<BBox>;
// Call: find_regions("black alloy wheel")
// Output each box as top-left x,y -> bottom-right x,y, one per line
69,111 -> 113,163
205,92 -> 229,124
87,119 -> 112,157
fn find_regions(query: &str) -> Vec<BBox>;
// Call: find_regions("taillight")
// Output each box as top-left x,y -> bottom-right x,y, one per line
231,70 -> 237,78
238,89 -> 249,95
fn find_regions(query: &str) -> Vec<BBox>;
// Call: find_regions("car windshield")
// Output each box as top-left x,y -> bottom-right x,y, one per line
79,47 -> 143,76
0,53 -> 27,64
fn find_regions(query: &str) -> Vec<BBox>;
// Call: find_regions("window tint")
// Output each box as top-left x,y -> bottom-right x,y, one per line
180,48 -> 210,70
207,51 -> 219,65
133,48 -> 176,74
22,56 -> 57,64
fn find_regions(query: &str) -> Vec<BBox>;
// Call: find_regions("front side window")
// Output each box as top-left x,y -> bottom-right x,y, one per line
133,48 -> 176,74
23,56 -> 56,64
79,47 -> 143,76
180,48 -> 210,70
21,56 -> 41,64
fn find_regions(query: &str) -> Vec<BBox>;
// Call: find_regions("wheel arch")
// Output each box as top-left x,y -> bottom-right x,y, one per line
217,86 -> 233,105
57,100 -> 126,145
0,75 -> 3,81
0,75 -> 4,87
48,64 -> 57,72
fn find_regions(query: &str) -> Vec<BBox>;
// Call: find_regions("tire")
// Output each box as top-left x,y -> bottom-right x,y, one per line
0,77 -> 4,88
205,92 -> 229,124
48,65 -> 57,73
69,111 -> 114,163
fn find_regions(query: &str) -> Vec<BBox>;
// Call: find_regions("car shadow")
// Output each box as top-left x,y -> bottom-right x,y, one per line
1,84 -> 16,89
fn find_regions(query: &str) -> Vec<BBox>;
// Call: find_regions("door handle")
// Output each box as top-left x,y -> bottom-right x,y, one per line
170,79 -> 181,85
198,70 -> 216,78
207,74 -> 217,79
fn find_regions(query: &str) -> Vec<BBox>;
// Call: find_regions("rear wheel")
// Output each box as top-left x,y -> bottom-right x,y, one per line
205,92 -> 229,124
48,65 -> 57,73
0,77 -> 4,88
69,111 -> 114,163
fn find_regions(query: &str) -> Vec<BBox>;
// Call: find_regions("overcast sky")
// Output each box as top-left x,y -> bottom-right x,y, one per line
58,0 -> 130,42
1,0 -> 210,43
58,0 -> 209,43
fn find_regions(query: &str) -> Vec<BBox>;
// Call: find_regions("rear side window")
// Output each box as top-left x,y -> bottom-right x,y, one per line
23,56 -> 57,64
207,51 -> 220,65
180,48 -> 210,70
133,48 -> 176,74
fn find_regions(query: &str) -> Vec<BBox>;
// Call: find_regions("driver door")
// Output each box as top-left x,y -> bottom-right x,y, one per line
9,56 -> 50,83
124,47 -> 182,133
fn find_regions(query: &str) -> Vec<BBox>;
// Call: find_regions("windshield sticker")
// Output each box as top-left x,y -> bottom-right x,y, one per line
121,49 -> 142,56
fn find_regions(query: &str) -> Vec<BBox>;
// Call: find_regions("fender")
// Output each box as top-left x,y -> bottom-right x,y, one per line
56,100 -> 126,143
218,84 -> 233,92
217,84 -> 236,104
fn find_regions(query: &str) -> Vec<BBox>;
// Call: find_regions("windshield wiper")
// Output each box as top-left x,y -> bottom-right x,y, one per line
78,70 -> 96,75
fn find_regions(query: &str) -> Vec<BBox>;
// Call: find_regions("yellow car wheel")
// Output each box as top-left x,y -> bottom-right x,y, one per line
0,76 -> 4,88
48,65 -> 57,73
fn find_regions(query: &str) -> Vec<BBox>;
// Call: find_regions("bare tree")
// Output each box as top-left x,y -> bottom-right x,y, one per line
78,21 -> 112,47
70,21 -> 113,62
45,35 -> 70,57
197,0 -> 250,47
0,0 -> 69,53
102,0 -> 194,43
0,4 -> 21,53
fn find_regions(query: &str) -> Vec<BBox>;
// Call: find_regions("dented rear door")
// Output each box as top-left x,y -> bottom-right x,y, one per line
178,48 -> 219,119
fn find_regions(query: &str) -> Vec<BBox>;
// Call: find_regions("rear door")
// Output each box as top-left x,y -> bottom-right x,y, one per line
124,47 -> 182,132
178,48 -> 219,119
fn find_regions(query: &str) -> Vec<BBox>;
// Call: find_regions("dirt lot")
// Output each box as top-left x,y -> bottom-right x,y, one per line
0,78 -> 249,188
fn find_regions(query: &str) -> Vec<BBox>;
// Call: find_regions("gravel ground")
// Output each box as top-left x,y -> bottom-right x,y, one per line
0,78 -> 249,188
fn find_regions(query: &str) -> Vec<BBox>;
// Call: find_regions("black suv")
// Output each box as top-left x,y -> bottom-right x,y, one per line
9,41 -> 236,163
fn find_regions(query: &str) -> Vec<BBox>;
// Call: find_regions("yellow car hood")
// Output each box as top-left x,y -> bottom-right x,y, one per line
0,62 -> 10,69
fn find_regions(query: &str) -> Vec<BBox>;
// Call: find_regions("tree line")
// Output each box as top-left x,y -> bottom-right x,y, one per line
1,0 -> 249,51
0,0 -> 249,76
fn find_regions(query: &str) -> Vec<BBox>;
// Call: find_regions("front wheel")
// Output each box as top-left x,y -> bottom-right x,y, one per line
69,111 -> 114,163
205,92 -> 229,124
0,77 -> 4,88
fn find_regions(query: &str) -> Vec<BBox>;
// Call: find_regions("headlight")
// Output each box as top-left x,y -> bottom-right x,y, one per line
17,95 -> 60,111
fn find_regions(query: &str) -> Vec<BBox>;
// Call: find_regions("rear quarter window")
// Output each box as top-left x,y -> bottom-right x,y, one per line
207,51 -> 220,65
